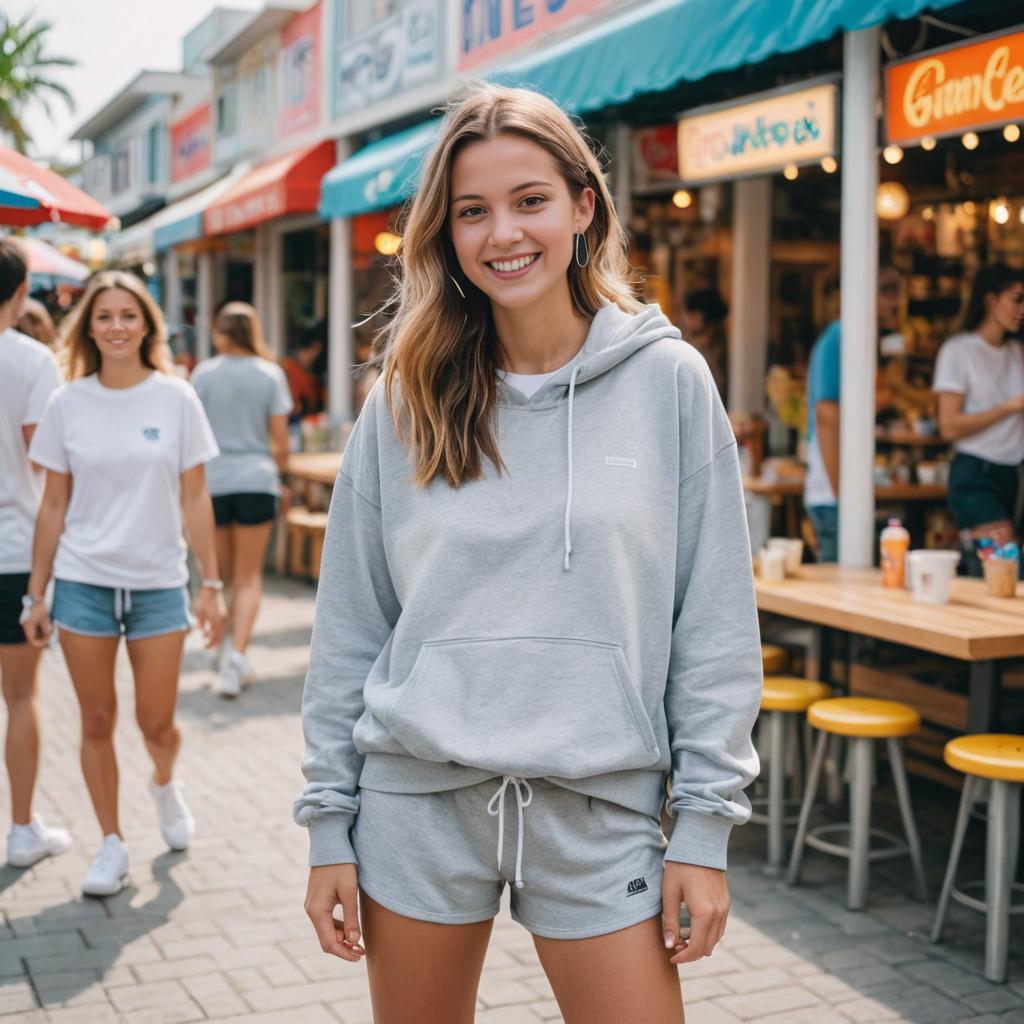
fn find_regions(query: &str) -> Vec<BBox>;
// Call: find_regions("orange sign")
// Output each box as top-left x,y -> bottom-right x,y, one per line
886,28 -> 1024,144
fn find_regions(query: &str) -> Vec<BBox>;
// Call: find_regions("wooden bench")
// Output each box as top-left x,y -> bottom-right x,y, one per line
285,507 -> 329,581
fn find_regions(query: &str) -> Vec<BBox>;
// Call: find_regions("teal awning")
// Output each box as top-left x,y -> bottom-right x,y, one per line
320,0 -> 960,218
319,120 -> 441,219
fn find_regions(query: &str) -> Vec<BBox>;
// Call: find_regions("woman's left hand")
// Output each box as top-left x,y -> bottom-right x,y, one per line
661,861 -> 730,964
195,586 -> 227,649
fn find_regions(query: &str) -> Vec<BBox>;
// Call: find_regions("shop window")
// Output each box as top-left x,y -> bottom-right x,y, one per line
216,86 -> 237,137
112,139 -> 132,193
146,123 -> 163,185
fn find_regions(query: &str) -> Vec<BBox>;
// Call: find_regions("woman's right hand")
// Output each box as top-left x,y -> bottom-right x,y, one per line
21,603 -> 51,648
305,863 -> 365,962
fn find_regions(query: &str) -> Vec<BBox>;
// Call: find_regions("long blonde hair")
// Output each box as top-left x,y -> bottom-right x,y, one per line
378,84 -> 643,488
213,301 -> 270,358
61,270 -> 172,380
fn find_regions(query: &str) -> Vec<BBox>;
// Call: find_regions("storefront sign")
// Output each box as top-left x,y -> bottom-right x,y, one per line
460,0 -> 623,71
334,0 -> 442,116
886,28 -> 1024,144
677,81 -> 838,184
170,103 -> 212,182
278,1 -> 322,138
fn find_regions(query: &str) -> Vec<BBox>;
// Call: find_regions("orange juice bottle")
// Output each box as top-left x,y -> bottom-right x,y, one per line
880,518 -> 910,588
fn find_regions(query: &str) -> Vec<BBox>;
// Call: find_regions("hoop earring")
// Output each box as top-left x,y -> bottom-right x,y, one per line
574,232 -> 590,269
449,273 -> 466,299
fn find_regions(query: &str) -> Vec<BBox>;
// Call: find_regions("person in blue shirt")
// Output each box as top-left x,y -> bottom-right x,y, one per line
803,267 -> 902,561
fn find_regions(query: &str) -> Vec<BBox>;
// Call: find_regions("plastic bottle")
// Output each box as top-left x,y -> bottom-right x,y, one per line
880,517 -> 910,588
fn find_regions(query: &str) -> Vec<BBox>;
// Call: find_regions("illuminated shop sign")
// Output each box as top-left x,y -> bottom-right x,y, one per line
886,27 -> 1024,143
677,80 -> 838,184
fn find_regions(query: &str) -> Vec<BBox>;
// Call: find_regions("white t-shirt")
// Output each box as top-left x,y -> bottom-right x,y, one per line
932,332 -> 1024,466
497,368 -> 562,399
28,372 -> 219,589
0,329 -> 62,573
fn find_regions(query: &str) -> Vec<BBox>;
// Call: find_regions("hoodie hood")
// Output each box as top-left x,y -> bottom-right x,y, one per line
495,302 -> 684,569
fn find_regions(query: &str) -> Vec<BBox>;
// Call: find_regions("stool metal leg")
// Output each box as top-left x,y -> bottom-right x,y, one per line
986,780 -> 1021,983
886,738 -> 928,901
931,774 -> 978,943
766,710 -> 786,874
848,737 -> 874,911
787,729 -> 828,886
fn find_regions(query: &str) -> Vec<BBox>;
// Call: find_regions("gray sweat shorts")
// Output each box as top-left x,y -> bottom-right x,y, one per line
351,776 -> 667,940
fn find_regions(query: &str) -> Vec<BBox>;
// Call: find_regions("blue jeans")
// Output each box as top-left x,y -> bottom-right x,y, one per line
807,505 -> 838,563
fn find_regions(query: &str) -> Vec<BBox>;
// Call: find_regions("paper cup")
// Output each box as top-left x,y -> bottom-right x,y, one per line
767,537 -> 804,575
759,547 -> 787,583
984,558 -> 1018,598
906,550 -> 960,604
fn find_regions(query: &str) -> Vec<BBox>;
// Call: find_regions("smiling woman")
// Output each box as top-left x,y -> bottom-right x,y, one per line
295,84 -> 763,1024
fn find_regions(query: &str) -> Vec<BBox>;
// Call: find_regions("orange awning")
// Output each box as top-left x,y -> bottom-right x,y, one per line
204,140 -> 335,236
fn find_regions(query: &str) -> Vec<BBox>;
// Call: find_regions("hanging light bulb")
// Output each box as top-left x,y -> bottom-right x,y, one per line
672,189 -> 693,209
883,144 -> 904,164
921,206 -> 935,221
1004,124 -> 1021,143
920,136 -> 937,151
374,231 -> 401,256
876,182 -> 910,220
783,163 -> 798,181
963,200 -> 976,215
820,156 -> 837,173
990,199 -> 1011,225
962,132 -> 980,150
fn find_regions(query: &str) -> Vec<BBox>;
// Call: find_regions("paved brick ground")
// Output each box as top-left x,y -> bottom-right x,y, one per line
1,576 -> 1022,1023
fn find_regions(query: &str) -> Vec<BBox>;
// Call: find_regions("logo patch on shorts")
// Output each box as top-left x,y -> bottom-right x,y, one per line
626,876 -> 649,897
142,427 -> 160,441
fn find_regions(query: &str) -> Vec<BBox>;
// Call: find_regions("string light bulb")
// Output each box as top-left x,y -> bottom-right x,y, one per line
920,136 -> 936,151
672,190 -> 693,209
883,144 -> 904,164
1004,124 -> 1021,143
820,156 -> 837,173
783,164 -> 798,181
962,132 -> 980,150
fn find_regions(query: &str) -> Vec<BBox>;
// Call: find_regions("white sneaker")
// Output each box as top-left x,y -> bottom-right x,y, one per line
216,658 -> 241,698
149,779 -> 195,851
6,815 -> 71,868
229,649 -> 256,685
81,835 -> 129,896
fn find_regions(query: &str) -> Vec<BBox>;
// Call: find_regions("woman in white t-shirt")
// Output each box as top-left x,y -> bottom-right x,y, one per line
22,271 -> 226,897
191,302 -> 293,698
933,263 -> 1024,573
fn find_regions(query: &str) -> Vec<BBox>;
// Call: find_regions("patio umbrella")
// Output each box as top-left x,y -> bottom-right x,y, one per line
0,165 -> 41,210
18,235 -> 89,282
0,146 -> 113,230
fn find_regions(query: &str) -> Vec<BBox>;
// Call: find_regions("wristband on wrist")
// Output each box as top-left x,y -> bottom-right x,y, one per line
20,594 -> 44,613
201,579 -> 225,591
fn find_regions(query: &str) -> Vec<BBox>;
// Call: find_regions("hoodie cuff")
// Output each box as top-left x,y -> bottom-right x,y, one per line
664,810 -> 733,870
307,813 -> 357,867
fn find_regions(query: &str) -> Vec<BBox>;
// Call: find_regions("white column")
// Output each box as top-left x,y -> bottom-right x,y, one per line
163,249 -> 182,332
613,122 -> 632,226
328,139 -> 354,425
196,251 -> 215,362
729,177 -> 772,415
839,28 -> 880,567
267,223 -> 284,357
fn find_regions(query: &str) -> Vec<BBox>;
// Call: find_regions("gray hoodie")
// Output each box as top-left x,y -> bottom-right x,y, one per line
293,302 -> 762,871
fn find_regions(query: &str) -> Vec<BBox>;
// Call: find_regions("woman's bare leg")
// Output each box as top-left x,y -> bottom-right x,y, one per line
60,631 -> 121,838
126,631 -> 187,786
0,643 -> 44,825
533,915 -> 684,1024
360,891 -> 493,1024
229,522 -> 274,654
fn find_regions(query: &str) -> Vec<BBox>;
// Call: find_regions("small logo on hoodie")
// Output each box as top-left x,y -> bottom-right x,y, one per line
142,427 -> 160,442
626,876 -> 649,897
605,456 -> 637,468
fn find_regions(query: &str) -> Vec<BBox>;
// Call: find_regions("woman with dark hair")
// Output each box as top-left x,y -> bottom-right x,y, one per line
933,263 -> 1024,572
191,302 -> 293,697
681,288 -> 729,402
22,270 -> 225,895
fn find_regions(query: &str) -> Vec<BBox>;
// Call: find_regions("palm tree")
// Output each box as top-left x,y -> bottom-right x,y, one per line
0,14 -> 75,154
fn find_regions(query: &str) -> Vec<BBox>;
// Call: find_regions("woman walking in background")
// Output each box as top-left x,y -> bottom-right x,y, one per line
191,302 -> 293,698
0,239 -> 69,868
22,271 -> 225,897
934,263 -> 1024,575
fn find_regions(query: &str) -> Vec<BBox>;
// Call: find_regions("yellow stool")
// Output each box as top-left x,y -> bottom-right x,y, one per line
751,677 -> 830,873
931,734 -> 1024,983
787,697 -> 927,911
761,644 -> 789,676
286,507 -> 329,581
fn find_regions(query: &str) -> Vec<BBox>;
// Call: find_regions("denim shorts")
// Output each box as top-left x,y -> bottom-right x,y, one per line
52,579 -> 195,641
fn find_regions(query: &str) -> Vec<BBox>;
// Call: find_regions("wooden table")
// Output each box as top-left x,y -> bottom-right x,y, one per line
756,565 -> 1024,731
286,451 -> 343,487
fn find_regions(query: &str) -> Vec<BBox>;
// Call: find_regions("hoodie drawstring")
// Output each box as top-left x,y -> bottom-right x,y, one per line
113,588 -> 132,623
487,775 -> 533,889
563,364 -> 583,571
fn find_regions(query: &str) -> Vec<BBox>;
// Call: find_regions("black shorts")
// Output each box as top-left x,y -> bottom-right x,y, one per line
0,573 -> 30,645
212,493 -> 277,527
947,453 -> 1021,531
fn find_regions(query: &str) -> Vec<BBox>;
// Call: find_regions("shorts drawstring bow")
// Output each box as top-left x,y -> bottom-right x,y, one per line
487,775 -> 533,889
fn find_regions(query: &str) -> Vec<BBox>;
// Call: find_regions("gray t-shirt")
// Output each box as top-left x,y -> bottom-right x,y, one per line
192,354 -> 293,497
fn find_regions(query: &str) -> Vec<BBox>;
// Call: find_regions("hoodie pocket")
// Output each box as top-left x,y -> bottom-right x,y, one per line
384,636 -> 660,778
